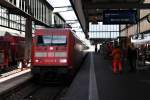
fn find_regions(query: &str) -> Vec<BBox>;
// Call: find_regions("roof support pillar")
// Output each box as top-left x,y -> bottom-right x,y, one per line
24,17 -> 32,66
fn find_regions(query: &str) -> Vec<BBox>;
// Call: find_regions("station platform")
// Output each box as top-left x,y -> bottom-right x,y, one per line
64,52 -> 150,100
0,69 -> 31,96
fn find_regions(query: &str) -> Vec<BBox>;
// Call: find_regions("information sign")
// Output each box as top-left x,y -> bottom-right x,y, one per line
103,10 -> 137,24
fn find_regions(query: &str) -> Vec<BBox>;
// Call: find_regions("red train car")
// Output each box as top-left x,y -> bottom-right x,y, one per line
31,28 -> 88,76
0,32 -> 25,70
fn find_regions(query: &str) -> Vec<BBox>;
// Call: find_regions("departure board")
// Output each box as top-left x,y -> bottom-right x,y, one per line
103,10 -> 138,24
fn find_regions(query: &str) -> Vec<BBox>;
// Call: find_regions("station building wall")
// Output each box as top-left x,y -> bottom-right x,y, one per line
5,0 -> 53,26
120,0 -> 150,37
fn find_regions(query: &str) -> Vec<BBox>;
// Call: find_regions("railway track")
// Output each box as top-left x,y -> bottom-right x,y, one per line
1,77 -> 69,100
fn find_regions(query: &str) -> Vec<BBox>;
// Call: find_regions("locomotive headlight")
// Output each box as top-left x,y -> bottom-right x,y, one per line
35,59 -> 39,62
59,59 -> 67,63
50,47 -> 53,50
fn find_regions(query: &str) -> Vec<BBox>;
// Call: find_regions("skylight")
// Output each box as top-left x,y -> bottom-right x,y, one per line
46,0 -> 81,31
46,0 -> 90,45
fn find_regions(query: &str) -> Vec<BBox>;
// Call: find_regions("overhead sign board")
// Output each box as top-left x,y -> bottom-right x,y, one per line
103,10 -> 137,24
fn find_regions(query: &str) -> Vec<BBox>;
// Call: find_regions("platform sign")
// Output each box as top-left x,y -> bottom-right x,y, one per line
103,10 -> 137,24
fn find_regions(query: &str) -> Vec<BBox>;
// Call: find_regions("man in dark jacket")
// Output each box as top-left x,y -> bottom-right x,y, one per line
127,44 -> 137,72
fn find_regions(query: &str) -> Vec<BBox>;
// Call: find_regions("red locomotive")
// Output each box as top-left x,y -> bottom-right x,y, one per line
0,32 -> 25,71
31,28 -> 88,76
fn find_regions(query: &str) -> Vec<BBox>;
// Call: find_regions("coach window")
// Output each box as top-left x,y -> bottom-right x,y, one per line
0,52 -> 4,64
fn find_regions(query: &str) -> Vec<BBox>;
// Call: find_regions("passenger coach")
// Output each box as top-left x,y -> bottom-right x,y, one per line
31,28 -> 88,76
0,32 -> 25,71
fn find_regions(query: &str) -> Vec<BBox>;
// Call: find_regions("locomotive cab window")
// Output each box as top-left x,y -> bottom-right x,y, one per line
52,35 -> 67,46
37,35 -> 52,46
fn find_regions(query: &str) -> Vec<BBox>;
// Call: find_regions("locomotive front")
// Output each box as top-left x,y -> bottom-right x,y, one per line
31,29 -> 71,75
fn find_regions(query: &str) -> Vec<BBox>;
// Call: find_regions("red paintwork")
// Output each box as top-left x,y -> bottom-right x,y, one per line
32,29 -> 71,67
32,28 -> 87,73
0,33 -> 25,69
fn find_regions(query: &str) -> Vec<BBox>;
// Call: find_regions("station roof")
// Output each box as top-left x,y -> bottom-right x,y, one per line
47,0 -> 85,39
0,0 -> 54,27
47,0 -> 82,31
70,0 -> 150,38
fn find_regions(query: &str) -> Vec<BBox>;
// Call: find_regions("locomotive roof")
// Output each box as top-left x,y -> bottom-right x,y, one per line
36,28 -> 71,31
35,28 -> 88,45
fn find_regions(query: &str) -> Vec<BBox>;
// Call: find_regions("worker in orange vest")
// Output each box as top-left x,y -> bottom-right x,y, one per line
112,46 -> 122,74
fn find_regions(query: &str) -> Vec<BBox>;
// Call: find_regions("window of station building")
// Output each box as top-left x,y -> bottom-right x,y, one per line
44,5 -> 47,23
10,15 -> 14,28
19,0 -> 22,9
111,32 -> 119,38
16,0 -> 19,6
9,0 -> 13,3
33,0 -> 36,17
31,0 -> 33,15
0,6 -> 8,26
44,5 -> 46,23
38,0 -> 41,20
34,0 -> 37,19
0,7 -> 7,19
43,5 -> 46,23
0,18 -> 1,26
89,22 -> 119,39
14,0 -> 16,5
41,3 -> 43,22
37,1 -> 40,19
144,33 -> 150,38
42,4 -> 45,22
46,8 -> 48,24
16,15 -> 20,23
0,5 -> 25,31
22,25 -> 25,31
40,1 -> 42,21
36,0 -> 39,19
28,0 -> 31,11
25,0 -> 27,12
22,0 -> 25,11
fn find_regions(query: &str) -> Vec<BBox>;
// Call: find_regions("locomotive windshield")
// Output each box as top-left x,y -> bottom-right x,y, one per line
37,35 -> 67,46
52,36 -> 67,45
37,35 -> 52,46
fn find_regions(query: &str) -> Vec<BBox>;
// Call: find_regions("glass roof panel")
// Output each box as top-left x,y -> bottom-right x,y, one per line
46,0 -> 86,41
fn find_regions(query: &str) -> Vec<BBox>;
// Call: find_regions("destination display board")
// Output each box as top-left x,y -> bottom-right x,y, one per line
103,10 -> 137,24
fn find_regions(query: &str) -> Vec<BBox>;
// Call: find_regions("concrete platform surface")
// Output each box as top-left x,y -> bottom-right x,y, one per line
0,69 -> 31,95
64,52 -> 150,100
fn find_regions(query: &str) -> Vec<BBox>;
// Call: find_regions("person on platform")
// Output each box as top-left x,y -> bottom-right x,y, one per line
111,45 -> 122,74
95,44 -> 98,53
127,44 -> 137,72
